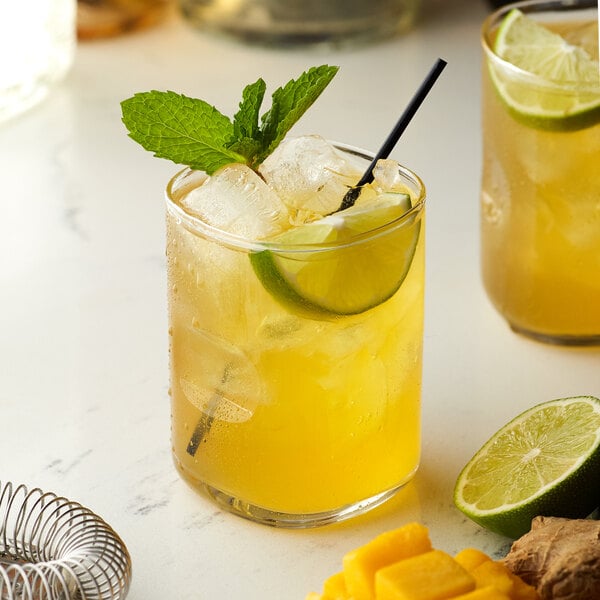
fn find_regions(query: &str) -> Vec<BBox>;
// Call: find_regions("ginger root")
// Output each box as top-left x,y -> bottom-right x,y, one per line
503,516 -> 600,600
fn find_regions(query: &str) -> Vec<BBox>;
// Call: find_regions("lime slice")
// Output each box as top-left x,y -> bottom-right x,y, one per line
490,9 -> 600,131
454,396 -> 600,539
249,192 -> 421,316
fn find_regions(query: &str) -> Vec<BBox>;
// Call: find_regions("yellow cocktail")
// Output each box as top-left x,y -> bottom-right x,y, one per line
166,142 -> 425,526
480,0 -> 600,344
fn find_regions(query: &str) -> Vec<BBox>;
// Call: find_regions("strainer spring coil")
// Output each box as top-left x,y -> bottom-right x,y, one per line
0,481 -> 131,600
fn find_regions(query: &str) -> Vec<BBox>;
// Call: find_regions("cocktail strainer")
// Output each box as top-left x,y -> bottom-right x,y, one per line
0,481 -> 131,600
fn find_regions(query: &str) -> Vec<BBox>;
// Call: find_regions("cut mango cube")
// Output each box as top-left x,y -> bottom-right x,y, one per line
343,522 -> 432,600
451,586 -> 511,599
471,561 -> 515,595
469,560 -> 539,600
454,549 -> 492,573
375,549 -> 475,600
323,572 -> 350,600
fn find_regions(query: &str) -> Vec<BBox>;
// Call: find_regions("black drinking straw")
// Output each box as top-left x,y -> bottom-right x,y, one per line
339,57 -> 447,211
186,58 -> 448,457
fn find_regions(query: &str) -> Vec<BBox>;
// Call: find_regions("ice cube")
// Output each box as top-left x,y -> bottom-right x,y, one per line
371,158 -> 408,193
258,135 -> 363,219
178,326 -> 265,422
182,163 -> 290,239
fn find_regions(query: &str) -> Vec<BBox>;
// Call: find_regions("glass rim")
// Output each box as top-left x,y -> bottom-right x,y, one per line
165,141 -> 426,254
481,0 -> 600,93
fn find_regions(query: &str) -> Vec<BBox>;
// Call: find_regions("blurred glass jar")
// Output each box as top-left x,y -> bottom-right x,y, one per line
77,0 -> 172,39
0,0 -> 75,124
179,0 -> 420,46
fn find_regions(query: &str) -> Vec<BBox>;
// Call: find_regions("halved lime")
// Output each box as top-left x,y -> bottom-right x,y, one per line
249,192 -> 421,316
489,9 -> 600,131
454,396 -> 600,539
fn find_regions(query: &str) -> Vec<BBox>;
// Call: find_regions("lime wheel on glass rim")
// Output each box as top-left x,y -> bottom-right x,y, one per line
489,8 -> 600,131
454,396 -> 600,539
250,192 -> 422,317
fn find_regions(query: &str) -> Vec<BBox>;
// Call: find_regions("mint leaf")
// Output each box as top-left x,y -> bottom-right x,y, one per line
232,78 -> 266,142
121,65 -> 339,173
257,65 -> 339,164
121,91 -> 246,174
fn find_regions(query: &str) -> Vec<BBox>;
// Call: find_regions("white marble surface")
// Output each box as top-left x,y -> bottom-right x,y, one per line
1,1 -> 599,599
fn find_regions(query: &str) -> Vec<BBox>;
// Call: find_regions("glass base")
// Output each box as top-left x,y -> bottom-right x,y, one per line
176,459 -> 417,528
509,323 -> 600,346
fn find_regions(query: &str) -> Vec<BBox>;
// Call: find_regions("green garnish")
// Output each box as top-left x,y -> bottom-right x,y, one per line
121,64 -> 339,174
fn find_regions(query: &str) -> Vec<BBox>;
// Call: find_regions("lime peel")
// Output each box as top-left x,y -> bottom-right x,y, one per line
489,8 -> 600,131
454,396 -> 600,539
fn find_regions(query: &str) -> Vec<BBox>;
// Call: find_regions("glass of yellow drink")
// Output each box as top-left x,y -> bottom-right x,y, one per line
480,0 -> 600,344
165,141 -> 425,527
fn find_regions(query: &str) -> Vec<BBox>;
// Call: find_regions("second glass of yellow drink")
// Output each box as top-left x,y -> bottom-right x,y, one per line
480,0 -> 600,344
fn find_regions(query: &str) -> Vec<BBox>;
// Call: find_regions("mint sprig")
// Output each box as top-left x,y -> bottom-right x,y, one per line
121,65 -> 338,175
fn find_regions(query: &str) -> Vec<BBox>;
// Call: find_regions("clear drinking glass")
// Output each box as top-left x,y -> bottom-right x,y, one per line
480,0 -> 600,345
0,1 -> 75,124
165,145 -> 425,527
179,0 -> 420,46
